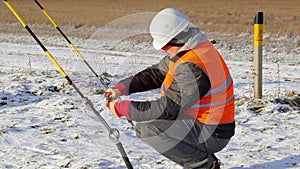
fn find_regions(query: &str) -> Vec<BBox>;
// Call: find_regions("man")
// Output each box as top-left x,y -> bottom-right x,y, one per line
105,8 -> 235,169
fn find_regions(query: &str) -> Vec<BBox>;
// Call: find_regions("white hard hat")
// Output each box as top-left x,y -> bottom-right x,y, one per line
149,8 -> 189,50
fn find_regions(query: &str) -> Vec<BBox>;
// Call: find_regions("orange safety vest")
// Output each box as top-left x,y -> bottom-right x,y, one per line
160,40 -> 235,124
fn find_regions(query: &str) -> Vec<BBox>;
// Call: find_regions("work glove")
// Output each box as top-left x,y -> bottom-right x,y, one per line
106,100 -> 132,120
104,88 -> 121,101
106,101 -> 121,117
104,83 -> 127,101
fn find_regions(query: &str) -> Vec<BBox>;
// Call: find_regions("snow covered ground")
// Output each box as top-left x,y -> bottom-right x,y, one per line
0,26 -> 299,169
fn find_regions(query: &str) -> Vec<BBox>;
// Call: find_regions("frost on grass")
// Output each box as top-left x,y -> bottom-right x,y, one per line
0,29 -> 300,168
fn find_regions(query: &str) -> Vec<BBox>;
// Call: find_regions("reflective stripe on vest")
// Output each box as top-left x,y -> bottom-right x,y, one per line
204,75 -> 232,97
192,95 -> 235,108
160,40 -> 235,124
161,84 -> 168,95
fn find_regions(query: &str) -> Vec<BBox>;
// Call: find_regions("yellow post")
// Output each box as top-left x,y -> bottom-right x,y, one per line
254,12 -> 263,99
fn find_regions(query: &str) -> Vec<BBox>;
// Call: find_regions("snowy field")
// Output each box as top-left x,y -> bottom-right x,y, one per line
0,25 -> 300,169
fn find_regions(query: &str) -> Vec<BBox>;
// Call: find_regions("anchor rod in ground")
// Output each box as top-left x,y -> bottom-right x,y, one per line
3,1 -> 133,168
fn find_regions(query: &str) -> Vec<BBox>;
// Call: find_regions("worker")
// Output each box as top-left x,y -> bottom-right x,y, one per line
105,8 -> 235,169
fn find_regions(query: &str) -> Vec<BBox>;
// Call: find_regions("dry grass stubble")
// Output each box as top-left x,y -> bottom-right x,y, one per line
0,0 -> 299,55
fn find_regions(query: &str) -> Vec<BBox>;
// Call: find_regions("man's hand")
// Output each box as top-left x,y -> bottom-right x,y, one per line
106,101 -> 121,117
106,100 -> 132,120
104,88 -> 121,101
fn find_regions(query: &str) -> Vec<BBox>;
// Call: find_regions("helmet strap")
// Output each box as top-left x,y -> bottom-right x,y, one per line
166,41 -> 185,47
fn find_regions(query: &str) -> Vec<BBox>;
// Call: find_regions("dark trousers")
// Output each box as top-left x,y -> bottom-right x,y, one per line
135,118 -> 230,168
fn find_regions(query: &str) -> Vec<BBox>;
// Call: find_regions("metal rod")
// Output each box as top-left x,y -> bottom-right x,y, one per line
33,0 -> 109,89
3,1 -> 133,168
33,0 -> 134,126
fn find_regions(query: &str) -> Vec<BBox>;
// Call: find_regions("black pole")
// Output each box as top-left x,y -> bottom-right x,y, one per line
33,0 -> 109,89
33,0 -> 134,126
3,1 -> 133,168
254,12 -> 264,24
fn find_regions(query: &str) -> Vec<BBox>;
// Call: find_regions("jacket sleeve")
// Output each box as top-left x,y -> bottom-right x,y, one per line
127,62 -> 211,122
117,56 -> 169,95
